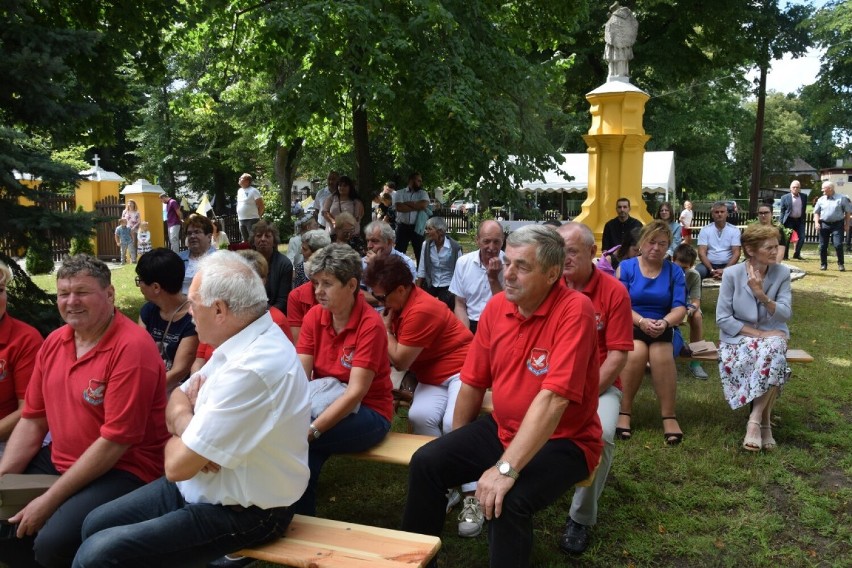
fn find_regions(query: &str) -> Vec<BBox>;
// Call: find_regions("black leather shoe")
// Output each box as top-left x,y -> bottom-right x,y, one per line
559,518 -> 590,555
792,254 -> 803,260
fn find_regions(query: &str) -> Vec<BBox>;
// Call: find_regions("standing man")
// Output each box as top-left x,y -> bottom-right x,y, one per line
780,180 -> 807,260
310,171 -> 338,231
401,225 -> 602,568
696,201 -> 741,280
252,220 -> 293,312
602,198 -> 644,251
449,220 -> 504,333
236,173 -> 264,243
679,200 -> 694,245
73,252 -> 310,567
0,255 -> 168,568
417,216 -> 463,311
813,180 -> 852,272
160,192 -> 183,254
393,172 -> 430,266
556,223 -> 633,555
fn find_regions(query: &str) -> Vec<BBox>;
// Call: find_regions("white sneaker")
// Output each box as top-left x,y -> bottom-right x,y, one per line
458,496 -> 484,537
689,364 -> 708,380
446,488 -> 461,513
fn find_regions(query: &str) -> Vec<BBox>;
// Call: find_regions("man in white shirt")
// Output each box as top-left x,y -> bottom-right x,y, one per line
362,221 -> 416,307
417,216 -> 463,310
696,201 -> 741,280
678,200 -> 694,245
393,172 -> 430,266
449,220 -> 505,333
310,171 -> 338,230
236,173 -> 264,242
73,252 -> 310,567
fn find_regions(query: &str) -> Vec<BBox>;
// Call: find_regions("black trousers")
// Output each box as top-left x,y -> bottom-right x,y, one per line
395,223 -> 424,267
782,216 -> 805,258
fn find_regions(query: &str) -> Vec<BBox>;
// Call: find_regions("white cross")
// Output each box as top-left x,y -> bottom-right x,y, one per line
93,154 -> 100,168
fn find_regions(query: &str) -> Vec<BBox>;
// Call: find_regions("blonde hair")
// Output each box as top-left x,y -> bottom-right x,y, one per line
0,261 -> 12,286
741,224 -> 780,259
637,219 -> 672,249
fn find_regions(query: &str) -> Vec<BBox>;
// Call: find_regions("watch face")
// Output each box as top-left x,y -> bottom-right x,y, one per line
498,462 -> 510,474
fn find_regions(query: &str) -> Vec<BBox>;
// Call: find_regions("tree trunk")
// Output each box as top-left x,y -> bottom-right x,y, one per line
749,63 -> 768,217
274,139 -> 303,218
353,99 -> 373,229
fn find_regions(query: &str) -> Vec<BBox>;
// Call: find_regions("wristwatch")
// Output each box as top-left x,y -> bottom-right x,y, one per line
309,423 -> 322,441
495,460 -> 519,480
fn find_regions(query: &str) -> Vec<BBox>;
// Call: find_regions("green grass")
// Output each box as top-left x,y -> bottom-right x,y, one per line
28,243 -> 851,567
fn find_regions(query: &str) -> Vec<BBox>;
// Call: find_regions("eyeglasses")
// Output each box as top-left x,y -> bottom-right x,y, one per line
186,229 -> 205,236
134,277 -> 144,286
372,292 -> 388,304
758,211 -> 771,215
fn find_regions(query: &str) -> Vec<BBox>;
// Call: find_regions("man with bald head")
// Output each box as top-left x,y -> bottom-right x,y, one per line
780,180 -> 806,260
448,220 -> 505,333
554,222 -> 633,554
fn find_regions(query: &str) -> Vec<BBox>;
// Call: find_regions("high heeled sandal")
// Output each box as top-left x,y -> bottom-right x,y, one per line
615,412 -> 632,440
760,425 -> 776,451
662,416 -> 684,446
742,420 -> 762,452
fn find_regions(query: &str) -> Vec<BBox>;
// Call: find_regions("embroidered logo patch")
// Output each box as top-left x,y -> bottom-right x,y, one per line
526,348 -> 550,376
83,379 -> 107,405
0,359 -> 6,382
595,312 -> 604,331
340,346 -> 355,369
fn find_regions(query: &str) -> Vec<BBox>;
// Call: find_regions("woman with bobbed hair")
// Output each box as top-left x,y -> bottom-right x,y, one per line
654,201 -> 682,259
364,254 -> 472,436
293,244 -> 393,515
717,223 -> 791,451
136,248 -> 198,391
295,229 -> 331,287
616,220 -> 687,444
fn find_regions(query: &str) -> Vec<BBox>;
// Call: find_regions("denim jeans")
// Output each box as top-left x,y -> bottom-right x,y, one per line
818,222 -> 845,266
401,415 -> 588,568
291,406 -> 390,516
72,477 -> 294,568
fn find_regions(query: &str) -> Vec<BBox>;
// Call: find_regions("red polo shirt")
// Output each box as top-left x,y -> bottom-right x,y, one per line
394,287 -> 472,385
573,268 -> 634,391
0,315 -> 43,419
287,282 -> 317,329
461,281 -> 602,473
297,293 -> 393,422
23,310 -> 169,483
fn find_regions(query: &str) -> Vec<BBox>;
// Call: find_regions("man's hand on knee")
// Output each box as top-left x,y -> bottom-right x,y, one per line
475,467 -> 515,520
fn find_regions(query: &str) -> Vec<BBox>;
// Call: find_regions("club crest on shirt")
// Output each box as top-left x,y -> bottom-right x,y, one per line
526,348 -> 549,376
340,346 -> 356,369
83,379 -> 107,405
595,312 -> 604,331
0,359 -> 6,382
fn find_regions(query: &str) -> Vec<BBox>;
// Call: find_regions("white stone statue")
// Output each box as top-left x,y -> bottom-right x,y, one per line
604,3 -> 638,81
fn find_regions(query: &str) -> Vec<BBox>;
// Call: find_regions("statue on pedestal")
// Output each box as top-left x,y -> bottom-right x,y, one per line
604,3 -> 638,82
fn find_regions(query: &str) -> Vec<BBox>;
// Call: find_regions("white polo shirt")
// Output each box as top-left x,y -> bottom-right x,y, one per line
697,223 -> 741,265
449,249 -> 505,322
178,313 -> 310,509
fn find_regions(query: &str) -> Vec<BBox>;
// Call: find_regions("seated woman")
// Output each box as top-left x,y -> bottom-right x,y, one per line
330,211 -> 366,257
210,218 -> 230,250
136,248 -> 199,391
756,203 -> 787,263
716,223 -> 791,451
616,220 -> 687,444
602,226 -> 641,273
0,261 -> 43,457
364,254 -> 472,436
293,244 -> 393,515
655,201 -> 683,259
295,229 -> 332,287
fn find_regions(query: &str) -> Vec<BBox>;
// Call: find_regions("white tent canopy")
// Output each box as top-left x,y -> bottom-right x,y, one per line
518,151 -> 675,200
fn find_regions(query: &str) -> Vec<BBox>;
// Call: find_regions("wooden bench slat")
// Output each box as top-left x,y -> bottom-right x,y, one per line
238,514 -> 441,568
686,348 -> 813,363
346,433 -> 436,465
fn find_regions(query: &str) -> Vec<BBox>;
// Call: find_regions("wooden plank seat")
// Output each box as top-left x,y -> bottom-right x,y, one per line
237,514 -> 441,568
682,347 -> 813,363
345,431 -> 596,488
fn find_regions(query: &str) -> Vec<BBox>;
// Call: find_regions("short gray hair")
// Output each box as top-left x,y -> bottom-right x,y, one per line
506,225 -> 565,272
195,252 -> 268,320
305,244 -> 362,288
302,229 -> 332,252
57,254 -> 111,288
425,216 -> 447,234
365,220 -> 395,243
822,180 -> 835,191
558,222 -> 595,247
711,201 -> 727,211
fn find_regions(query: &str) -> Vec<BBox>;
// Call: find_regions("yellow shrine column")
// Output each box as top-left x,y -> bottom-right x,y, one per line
574,81 -> 652,248
121,179 -> 167,249
77,159 -> 125,255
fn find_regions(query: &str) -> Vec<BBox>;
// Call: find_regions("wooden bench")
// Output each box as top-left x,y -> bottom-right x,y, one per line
682,347 -> 813,363
345,431 -> 596,488
237,514 -> 441,567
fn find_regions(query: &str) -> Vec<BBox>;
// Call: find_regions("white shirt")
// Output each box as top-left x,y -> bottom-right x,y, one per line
679,209 -> 693,228
417,238 -> 461,287
236,186 -> 262,220
178,313 -> 311,508
449,249 -> 505,322
392,187 -> 429,225
311,187 -> 332,228
697,223 -> 741,265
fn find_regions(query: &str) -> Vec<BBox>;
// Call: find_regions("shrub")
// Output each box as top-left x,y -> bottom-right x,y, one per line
25,237 -> 54,275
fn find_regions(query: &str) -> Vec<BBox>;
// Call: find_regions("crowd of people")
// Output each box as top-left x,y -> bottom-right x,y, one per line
1,171 -> 841,568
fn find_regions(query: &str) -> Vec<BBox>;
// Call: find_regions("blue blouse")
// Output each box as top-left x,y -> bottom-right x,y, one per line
618,258 -> 686,320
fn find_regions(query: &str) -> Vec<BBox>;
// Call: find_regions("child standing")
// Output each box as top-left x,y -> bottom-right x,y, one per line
672,243 -> 707,379
114,218 -> 135,264
137,221 -> 153,256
